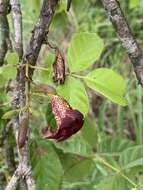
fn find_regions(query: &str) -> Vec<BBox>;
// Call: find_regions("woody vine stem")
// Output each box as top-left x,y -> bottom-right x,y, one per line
5,0 -> 59,189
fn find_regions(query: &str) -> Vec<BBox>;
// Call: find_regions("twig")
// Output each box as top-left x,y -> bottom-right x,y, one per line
5,167 -> 20,190
0,0 -> 12,66
5,162 -> 30,190
25,166 -> 37,190
94,155 -> 137,187
100,0 -> 143,85
24,0 -> 60,79
10,0 -> 23,59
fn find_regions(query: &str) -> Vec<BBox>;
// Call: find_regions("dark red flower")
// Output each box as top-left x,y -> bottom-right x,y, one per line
42,95 -> 84,141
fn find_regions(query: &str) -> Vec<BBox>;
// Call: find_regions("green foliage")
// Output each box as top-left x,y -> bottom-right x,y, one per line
84,68 -> 127,106
0,65 -> 17,80
95,176 -> 130,190
129,0 -> 139,9
5,52 -> 19,65
2,110 -> 18,119
30,140 -> 63,190
68,32 -> 104,72
54,133 -> 93,157
45,103 -> 58,130
57,76 -> 89,115
34,52 -> 54,84
81,118 -> 98,147
29,0 -> 40,15
98,136 -> 134,154
63,157 -> 94,183
0,53 -> 18,87
120,145 -> 143,170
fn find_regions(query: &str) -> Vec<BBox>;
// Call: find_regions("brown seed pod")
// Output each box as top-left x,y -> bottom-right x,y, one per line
18,118 -> 28,148
53,48 -> 65,84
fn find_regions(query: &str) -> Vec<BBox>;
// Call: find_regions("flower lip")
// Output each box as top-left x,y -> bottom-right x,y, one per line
42,95 -> 84,141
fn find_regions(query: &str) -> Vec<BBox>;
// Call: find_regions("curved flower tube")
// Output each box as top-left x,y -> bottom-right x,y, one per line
42,95 -> 84,141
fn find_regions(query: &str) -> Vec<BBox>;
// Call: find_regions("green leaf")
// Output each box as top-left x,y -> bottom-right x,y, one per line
57,76 -> 89,115
59,153 -> 94,184
35,53 -> 54,84
29,0 -> 40,15
5,52 -> 19,65
84,68 -> 127,106
135,175 -> 143,190
0,65 -> 17,80
98,136 -> 134,155
54,133 -> 93,157
2,110 -> 18,119
81,118 -> 98,147
0,75 -> 6,87
129,0 -> 139,9
67,32 -> 104,72
30,140 -> 63,190
120,145 -> 143,170
45,103 -> 58,130
56,0 -> 66,13
64,159 -> 94,183
95,176 -> 129,190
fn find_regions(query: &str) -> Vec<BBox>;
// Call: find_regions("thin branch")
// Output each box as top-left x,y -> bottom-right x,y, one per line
0,0 -> 12,66
25,166 -> 36,190
5,166 -> 20,190
100,0 -> 143,85
10,0 -> 23,59
24,0 -> 59,78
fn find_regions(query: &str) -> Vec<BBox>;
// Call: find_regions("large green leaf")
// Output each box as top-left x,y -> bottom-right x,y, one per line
57,76 -> 89,115
67,32 -> 104,72
84,68 -> 127,106
30,140 -> 63,190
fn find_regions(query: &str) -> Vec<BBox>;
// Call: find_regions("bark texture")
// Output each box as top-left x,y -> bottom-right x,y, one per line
101,0 -> 143,85
10,0 -> 23,59
0,0 -> 12,66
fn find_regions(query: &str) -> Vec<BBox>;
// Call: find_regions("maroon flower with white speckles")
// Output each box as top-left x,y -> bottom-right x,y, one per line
42,95 -> 84,141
